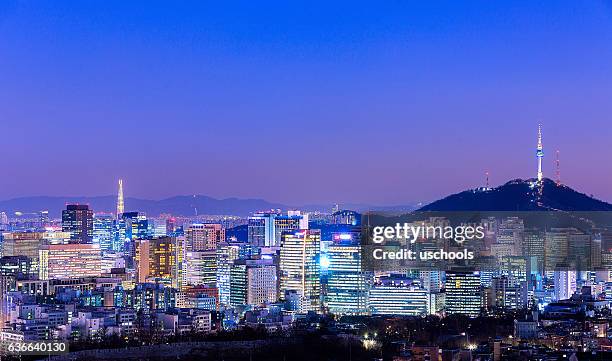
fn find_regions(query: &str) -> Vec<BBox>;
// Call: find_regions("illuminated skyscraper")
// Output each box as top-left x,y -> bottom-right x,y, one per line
230,258 -> 277,307
135,236 -> 183,288
184,250 -> 217,288
554,269 -> 577,301
491,275 -> 522,309
496,217 -> 524,256
116,212 -> 149,265
545,228 -> 572,271
274,212 -> 307,247
325,232 -> 369,315
186,223 -> 224,251
117,179 -> 124,217
445,271 -> 482,317
93,214 -> 115,251
62,204 -> 93,243
369,276 -> 428,316
523,229 -> 545,276
217,242 -> 242,306
247,212 -> 276,247
279,230 -> 321,313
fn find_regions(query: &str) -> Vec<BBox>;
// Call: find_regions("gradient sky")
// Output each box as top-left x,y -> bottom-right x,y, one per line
1,1 -> 612,206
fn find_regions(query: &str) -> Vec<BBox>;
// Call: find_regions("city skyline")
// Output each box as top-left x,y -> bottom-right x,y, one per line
2,1 -> 612,205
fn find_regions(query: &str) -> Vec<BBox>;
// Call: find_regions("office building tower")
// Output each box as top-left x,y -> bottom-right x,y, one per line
445,271 -> 482,317
499,256 -> 527,283
279,230 -> 320,313
1,231 -> 49,273
545,228 -> 572,270
325,232 -> 369,315
184,250 -> 217,288
230,258 -> 277,307
216,243 -> 242,306
274,212 -> 307,247
185,223 -> 224,251
93,214 -> 115,252
369,276 -> 428,316
62,204 -> 93,243
554,269 -> 577,301
150,218 -> 168,237
38,244 -> 102,280
131,283 -> 176,312
116,212 -> 149,265
496,217 -> 524,256
247,212 -> 276,247
116,179 -> 124,217
491,275 -> 522,309
523,229 -> 545,276
135,237 -> 183,288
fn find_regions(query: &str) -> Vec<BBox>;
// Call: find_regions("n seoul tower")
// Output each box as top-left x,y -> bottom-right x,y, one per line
536,124 -> 543,183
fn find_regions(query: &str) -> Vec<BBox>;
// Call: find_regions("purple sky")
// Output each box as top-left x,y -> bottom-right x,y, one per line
1,1 -> 612,205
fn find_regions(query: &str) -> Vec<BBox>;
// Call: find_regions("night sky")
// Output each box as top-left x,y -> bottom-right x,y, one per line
1,1 -> 612,205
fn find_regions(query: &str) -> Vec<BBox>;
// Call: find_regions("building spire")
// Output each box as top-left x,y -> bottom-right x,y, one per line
117,179 -> 124,217
536,124 -> 543,182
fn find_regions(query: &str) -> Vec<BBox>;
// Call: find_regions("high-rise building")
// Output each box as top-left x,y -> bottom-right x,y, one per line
279,230 -> 321,313
0,212 -> 8,227
369,276 -> 428,316
38,244 -> 102,280
445,271 -> 482,317
93,214 -> 115,252
230,258 -> 277,307
184,250 -> 217,288
248,211 -> 308,248
247,212 -> 276,247
325,232 -> 369,315
496,217 -> 524,256
116,179 -> 124,217
491,275 -> 522,309
131,283 -> 176,312
62,204 -> 93,243
274,212 -> 307,247
554,269 -> 577,301
185,223 -> 224,251
216,242 -> 242,306
135,236 -> 182,288
545,228 -> 572,270
523,229 -> 545,276
150,218 -> 168,237
116,212 -> 149,264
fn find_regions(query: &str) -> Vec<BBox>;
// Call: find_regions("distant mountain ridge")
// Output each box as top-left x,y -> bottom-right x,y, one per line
0,195 -> 419,218
419,178 -> 612,211
0,195 -> 289,217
